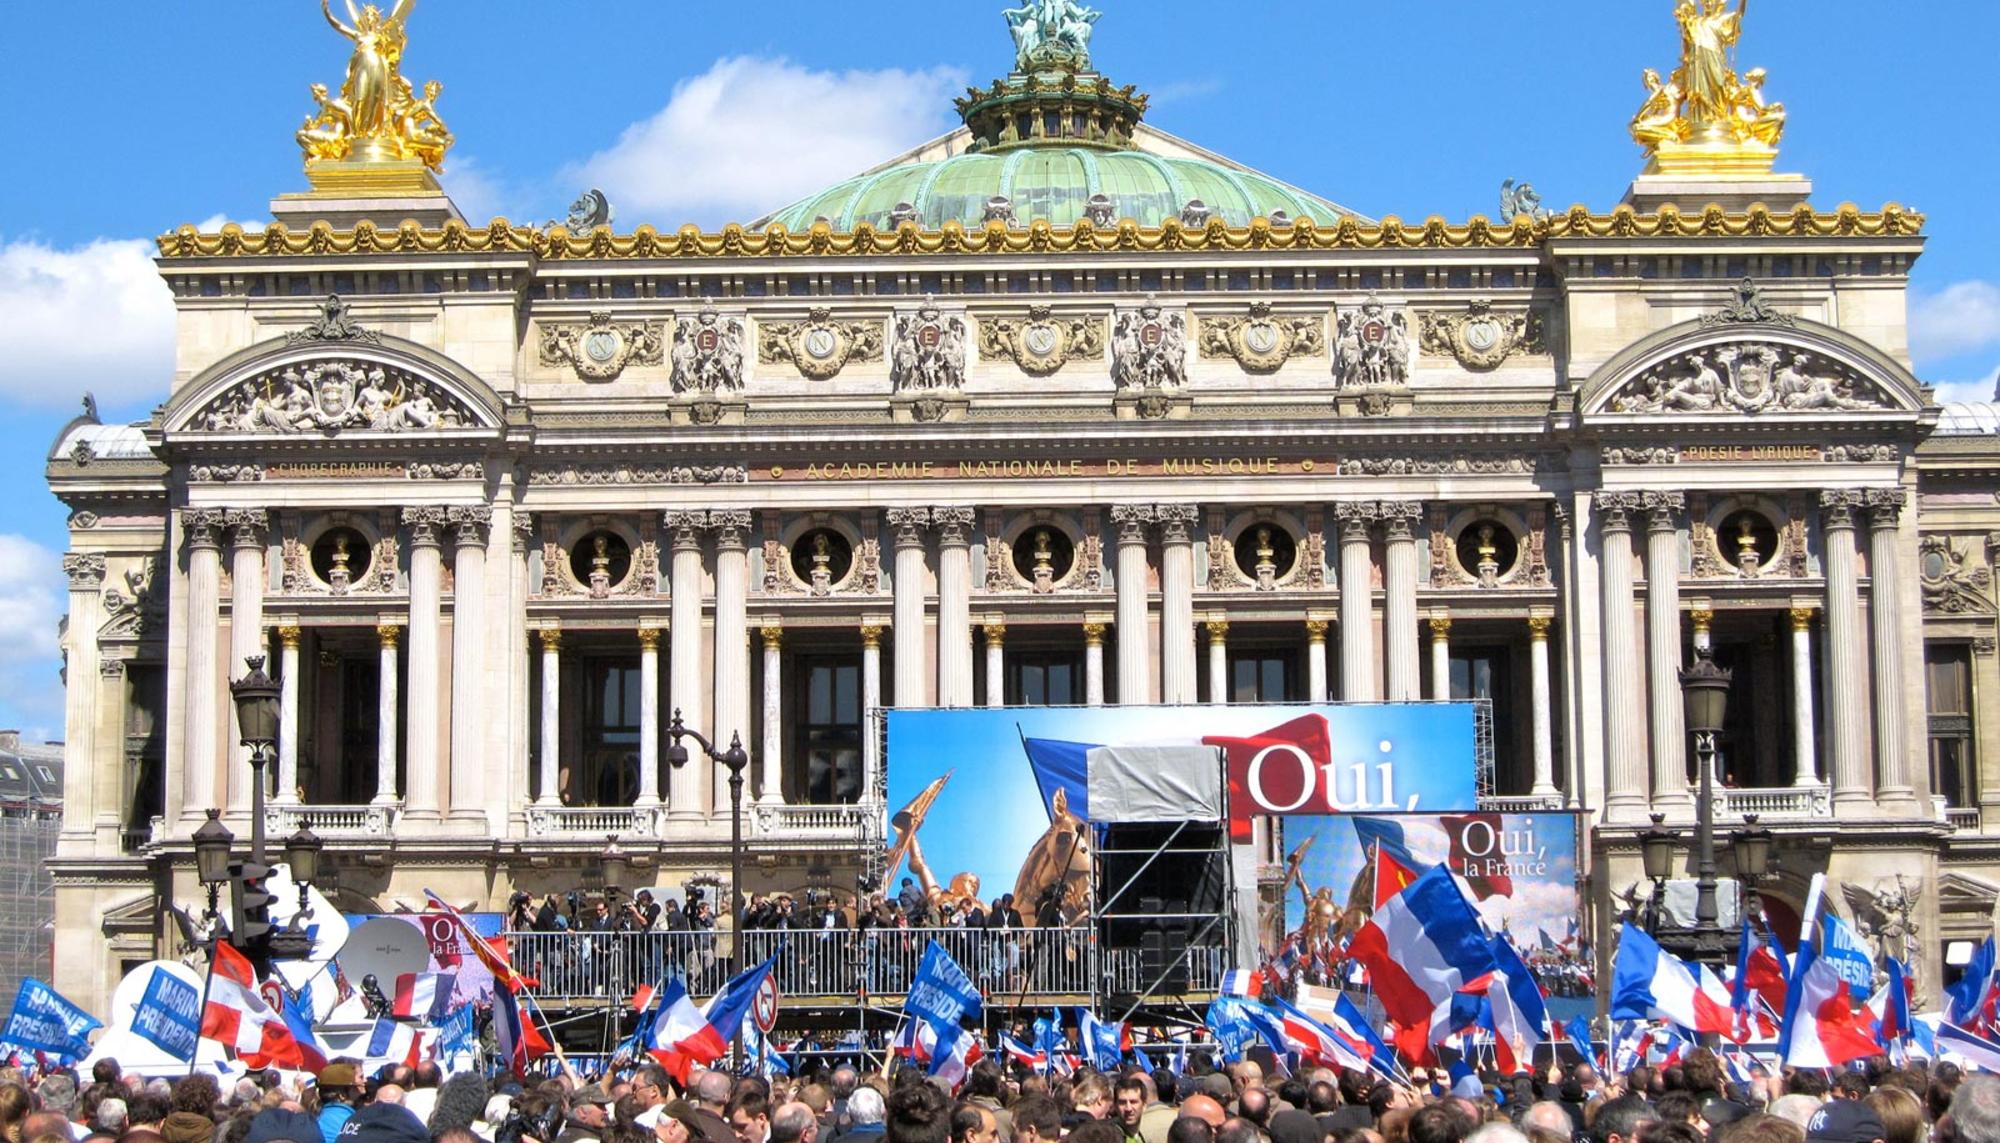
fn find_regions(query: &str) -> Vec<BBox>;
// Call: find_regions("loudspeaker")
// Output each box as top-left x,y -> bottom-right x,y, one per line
1140,926 -> 1191,992
1097,822 -> 1227,950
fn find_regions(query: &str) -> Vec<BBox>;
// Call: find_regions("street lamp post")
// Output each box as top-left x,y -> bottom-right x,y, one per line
1647,645 -> 1737,973
662,707 -> 751,1067
224,655 -> 319,977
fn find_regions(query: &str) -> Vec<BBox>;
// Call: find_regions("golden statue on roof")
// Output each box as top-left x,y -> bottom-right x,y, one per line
297,0 -> 452,174
1630,0 -> 1786,173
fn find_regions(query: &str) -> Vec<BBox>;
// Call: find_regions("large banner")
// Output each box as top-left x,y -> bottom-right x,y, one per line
339,912 -> 506,1008
1276,812 -> 1592,1014
884,705 -> 1478,925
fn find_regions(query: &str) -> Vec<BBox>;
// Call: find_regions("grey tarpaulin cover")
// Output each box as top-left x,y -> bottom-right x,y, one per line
1085,744 -> 1224,822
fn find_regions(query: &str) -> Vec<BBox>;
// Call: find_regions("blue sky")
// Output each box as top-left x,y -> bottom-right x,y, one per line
0,0 -> 1993,739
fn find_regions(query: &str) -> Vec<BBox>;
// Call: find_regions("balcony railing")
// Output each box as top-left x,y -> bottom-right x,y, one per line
266,803 -> 395,838
525,805 -> 664,839
1710,785 -> 1831,821
1480,794 -> 1567,813
500,925 -> 1224,1006
750,802 -> 874,841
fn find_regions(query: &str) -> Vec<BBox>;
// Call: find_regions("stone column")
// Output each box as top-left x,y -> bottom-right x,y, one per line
1082,621 -> 1107,706
983,622 -> 1006,707
447,506 -> 491,826
181,510 -> 226,820
636,627 -> 663,810
1158,505 -> 1199,703
1206,618 -> 1229,704
860,623 -> 884,797
1867,489 -> 1918,811
376,622 -> 403,805
1111,505 -> 1154,703
887,509 -> 932,707
1529,616 -> 1558,798
711,511 -> 752,815
1335,502 -> 1377,701
665,511 -> 709,820
1643,492 -> 1688,810
59,553 -> 104,845
933,507 -> 976,707
1428,614 -> 1452,701
1786,607 -> 1820,787
1820,491 -> 1873,812
757,621 -> 783,805
1305,619 -> 1329,702
1381,501 -> 1422,701
225,510 -> 268,816
511,516 -> 534,823
402,507 -> 447,823
276,625 -> 301,805
1597,494 -> 1647,821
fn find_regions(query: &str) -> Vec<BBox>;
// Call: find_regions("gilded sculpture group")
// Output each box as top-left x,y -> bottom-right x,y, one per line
297,0 -> 452,171
1629,0 -> 1786,154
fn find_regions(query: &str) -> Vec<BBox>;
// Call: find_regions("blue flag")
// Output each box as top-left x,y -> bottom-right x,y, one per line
1948,937 -> 1995,1024
1,979 -> 102,1062
128,969 -> 199,1063
907,941 -> 983,1043
1204,996 -> 1287,1063
1565,1016 -> 1597,1067
436,1002 -> 478,1061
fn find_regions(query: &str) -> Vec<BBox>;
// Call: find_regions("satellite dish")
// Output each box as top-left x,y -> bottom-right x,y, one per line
337,917 -> 432,992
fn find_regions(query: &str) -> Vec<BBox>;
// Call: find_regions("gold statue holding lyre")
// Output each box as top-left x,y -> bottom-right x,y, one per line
298,0 -> 452,173
1629,0 -> 1785,172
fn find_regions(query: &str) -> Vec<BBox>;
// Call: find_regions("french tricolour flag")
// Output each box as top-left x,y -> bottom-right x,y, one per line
1347,863 -> 1499,1035
648,954 -> 780,1083
1610,923 -> 1739,1040
999,1032 -> 1047,1070
1273,997 -> 1371,1072
200,942 -> 324,1070
392,972 -> 456,1022
1778,875 -> 1883,1069
361,1018 -> 422,1073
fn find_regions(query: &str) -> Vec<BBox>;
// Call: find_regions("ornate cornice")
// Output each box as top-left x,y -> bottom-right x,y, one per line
157,205 -> 1925,261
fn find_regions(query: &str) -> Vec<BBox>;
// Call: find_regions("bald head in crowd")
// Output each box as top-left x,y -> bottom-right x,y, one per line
1179,1096 -> 1227,1129
771,1101 -> 818,1143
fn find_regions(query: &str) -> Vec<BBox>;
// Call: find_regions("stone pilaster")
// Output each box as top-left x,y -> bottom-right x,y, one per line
1158,504 -> 1199,703
1643,491 -> 1688,810
1381,501 -> 1422,701
1335,502 -> 1377,701
1597,493 -> 1647,821
1820,490 -> 1873,813
933,507 -> 976,707
1110,505 -> 1154,703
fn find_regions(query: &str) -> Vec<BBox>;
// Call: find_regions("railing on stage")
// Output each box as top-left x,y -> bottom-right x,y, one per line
1709,785 -> 1832,820
265,802 -> 396,837
500,925 -> 1221,1006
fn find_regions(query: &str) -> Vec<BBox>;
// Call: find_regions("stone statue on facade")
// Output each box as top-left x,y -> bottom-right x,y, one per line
1110,295 -> 1186,392
1498,179 -> 1549,223
301,0 -> 453,171
1003,0 -> 1102,73
1334,297 -> 1411,389
1611,344 -> 1882,415
891,297 -> 967,393
670,308 -> 746,395
1629,0 -> 1786,157
198,361 -> 466,434
1841,877 -> 1919,973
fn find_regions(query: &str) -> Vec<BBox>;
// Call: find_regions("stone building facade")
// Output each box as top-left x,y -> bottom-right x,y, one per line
43,6 -> 2000,1015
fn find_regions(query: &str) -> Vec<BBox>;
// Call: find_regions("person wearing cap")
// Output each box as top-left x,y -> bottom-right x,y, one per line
641,1101 -> 710,1143
1805,1100 -> 1886,1143
338,1099 -> 431,1143
246,1107 -> 328,1143
318,1063 -> 364,1141
558,1085 -> 616,1143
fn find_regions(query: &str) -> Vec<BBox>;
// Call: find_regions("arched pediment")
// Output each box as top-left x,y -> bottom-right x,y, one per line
162,311 -> 505,438
1579,314 -> 1928,422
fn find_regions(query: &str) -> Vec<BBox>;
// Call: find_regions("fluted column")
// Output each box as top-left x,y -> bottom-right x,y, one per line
711,510 -> 752,815
59,553 -> 105,845
860,624 -> 884,797
225,510 -> 268,816
637,627 -> 663,810
665,511 -> 709,820
757,621 -> 783,805
1305,619 -> 1329,702
887,509 -> 931,707
1529,616 -> 1558,798
934,507 -> 976,707
1867,490 -> 1917,811
1643,492 -> 1688,810
181,510 -> 226,820
1082,621 -> 1107,706
1159,505 -> 1199,703
1789,607 -> 1821,788
376,622 -> 403,806
1597,494 -> 1647,821
447,506 -> 490,826
1111,506 -> 1154,703
1335,502 -> 1377,701
402,507 -> 446,822
276,625 -> 301,805
1820,491 -> 1872,812
1381,501 -> 1422,702
983,622 -> 1006,707
1205,619 -> 1229,705
1428,614 -> 1452,701
510,515 -> 534,826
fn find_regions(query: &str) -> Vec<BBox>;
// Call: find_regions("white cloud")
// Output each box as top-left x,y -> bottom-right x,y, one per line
0,534 -> 66,742
1911,280 -> 2000,366
440,155 -> 524,227
1932,365 -> 2000,406
570,56 -> 965,228
0,235 -> 175,409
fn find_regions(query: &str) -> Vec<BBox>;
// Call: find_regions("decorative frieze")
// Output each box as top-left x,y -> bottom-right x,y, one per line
891,298 -> 968,394
1196,303 -> 1324,372
1110,296 -> 1186,391
196,359 -> 473,434
670,308 -> 746,394
1919,536 -> 1993,615
1609,343 -> 1886,415
758,308 -> 884,380
1418,300 -> 1544,370
1333,296 -> 1412,389
407,461 -> 483,480
537,312 -> 666,381
526,464 -> 747,486
1334,454 -> 1540,476
978,307 -> 1104,376
188,464 -> 266,483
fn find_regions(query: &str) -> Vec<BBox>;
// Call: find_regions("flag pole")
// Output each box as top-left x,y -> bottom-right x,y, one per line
518,985 -> 580,1083
190,942 -> 221,1078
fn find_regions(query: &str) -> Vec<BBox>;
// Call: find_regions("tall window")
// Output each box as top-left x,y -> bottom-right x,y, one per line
1007,651 -> 1083,706
1927,643 -> 1976,808
334,659 -> 382,805
581,658 -> 641,807
1227,649 -> 1298,703
1451,648 -> 1521,794
796,655 -> 862,804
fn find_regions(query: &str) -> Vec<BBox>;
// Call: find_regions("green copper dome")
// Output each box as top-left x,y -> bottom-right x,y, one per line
761,146 -> 1350,233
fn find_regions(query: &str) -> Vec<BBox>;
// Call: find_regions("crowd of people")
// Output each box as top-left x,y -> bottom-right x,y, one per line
7,1043 -> 2000,1143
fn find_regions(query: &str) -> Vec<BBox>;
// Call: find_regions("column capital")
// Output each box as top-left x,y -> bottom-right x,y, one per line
1109,504 -> 1155,542
62,552 -> 106,588
1789,606 -> 1815,632
402,505 -> 449,548
1429,614 -> 1453,641
1596,492 -> 1643,534
1527,615 -> 1553,640
886,507 -> 932,547
1304,618 -> 1329,641
1819,488 -> 1865,530
859,623 -> 884,649
1640,491 -> 1686,533
932,506 -> 976,545
1204,618 -> 1229,643
224,508 -> 269,549
666,510 -> 708,550
637,626 -> 663,652
1334,500 -> 1377,540
446,504 -> 492,548
181,507 -> 228,551
1689,606 -> 1713,636
1379,500 -> 1423,541
983,621 -> 1005,646
377,621 -> 403,648
278,624 -> 303,648
537,626 -> 563,652
1156,503 -> 1199,544
1082,620 -> 1107,645
1864,487 -> 1907,528
758,620 -> 782,649
512,512 -> 535,552
709,509 -> 752,549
